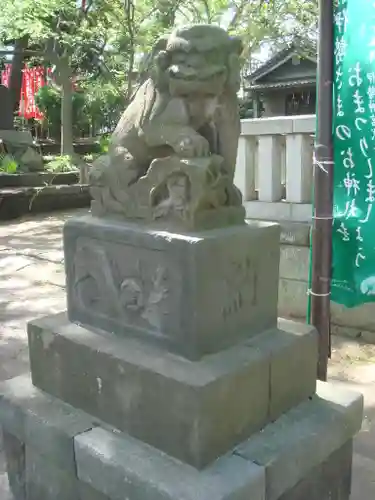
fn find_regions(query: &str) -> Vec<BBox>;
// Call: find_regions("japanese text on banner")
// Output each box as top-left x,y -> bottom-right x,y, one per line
332,0 -> 375,306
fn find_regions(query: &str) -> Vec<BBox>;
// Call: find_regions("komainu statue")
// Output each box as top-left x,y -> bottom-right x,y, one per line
90,24 -> 245,230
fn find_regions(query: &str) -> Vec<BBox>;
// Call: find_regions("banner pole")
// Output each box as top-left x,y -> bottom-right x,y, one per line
310,0 -> 334,381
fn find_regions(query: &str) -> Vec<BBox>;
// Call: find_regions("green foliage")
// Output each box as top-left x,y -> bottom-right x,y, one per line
0,154 -> 19,173
44,155 -> 78,172
99,134 -> 110,153
239,100 -> 254,119
35,82 -> 123,138
0,0 -> 319,72
0,0 -> 318,147
35,85 -> 61,139
82,82 -> 124,134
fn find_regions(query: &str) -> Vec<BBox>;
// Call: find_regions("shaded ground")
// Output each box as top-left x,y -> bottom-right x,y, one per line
0,209 -> 375,499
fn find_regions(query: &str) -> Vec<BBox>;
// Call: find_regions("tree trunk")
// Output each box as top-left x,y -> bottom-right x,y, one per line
60,75 -> 74,157
48,51 -> 73,157
47,45 -> 88,183
60,75 -> 88,183
8,36 -> 29,114
60,76 -> 88,183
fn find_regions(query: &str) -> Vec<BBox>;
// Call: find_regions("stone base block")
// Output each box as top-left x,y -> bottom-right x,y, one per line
64,215 -> 280,360
28,313 -> 317,468
0,376 -> 363,500
26,447 -> 109,500
2,431 -> 26,500
0,376 -> 109,500
235,381 -> 363,500
75,427 -> 265,500
277,441 -> 352,500
0,375 -> 101,477
74,381 -> 362,500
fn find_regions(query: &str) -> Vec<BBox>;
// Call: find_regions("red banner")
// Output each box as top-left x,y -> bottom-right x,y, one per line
20,67 -> 33,119
19,66 -> 46,120
34,67 -> 45,120
1,64 -> 11,87
3,63 -> 77,119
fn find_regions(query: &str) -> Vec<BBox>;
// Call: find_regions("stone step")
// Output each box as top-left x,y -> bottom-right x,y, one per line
0,185 -> 90,221
0,172 -> 79,188
27,312 -> 317,469
0,375 -> 363,500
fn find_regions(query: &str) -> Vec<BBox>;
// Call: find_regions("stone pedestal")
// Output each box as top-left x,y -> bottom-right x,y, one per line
0,215 -> 363,500
64,216 -> 280,360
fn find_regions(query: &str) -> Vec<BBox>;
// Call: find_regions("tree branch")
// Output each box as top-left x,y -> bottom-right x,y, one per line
123,0 -> 136,101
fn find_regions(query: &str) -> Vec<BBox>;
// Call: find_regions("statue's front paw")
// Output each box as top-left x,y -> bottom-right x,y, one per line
90,155 -> 110,183
176,135 -> 210,157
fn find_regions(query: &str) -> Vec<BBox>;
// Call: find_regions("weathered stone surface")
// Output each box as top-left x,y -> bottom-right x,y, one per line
28,312 -> 317,469
0,377 -> 360,500
75,426 -> 265,500
279,222 -> 310,247
89,25 -> 244,231
79,482 -> 112,500
2,431 -> 26,500
26,446 -> 78,500
279,246 -> 309,281
64,215 -> 280,360
278,278 -> 308,319
277,441 -> 352,500
247,318 -> 317,421
235,381 -> 363,500
0,375 -> 98,474
25,446 -> 110,500
91,154 -> 245,231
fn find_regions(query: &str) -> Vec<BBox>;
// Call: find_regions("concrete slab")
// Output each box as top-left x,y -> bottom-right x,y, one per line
75,426 -> 266,500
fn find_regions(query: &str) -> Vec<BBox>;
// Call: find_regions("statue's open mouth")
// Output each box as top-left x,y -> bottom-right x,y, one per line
169,64 -> 226,81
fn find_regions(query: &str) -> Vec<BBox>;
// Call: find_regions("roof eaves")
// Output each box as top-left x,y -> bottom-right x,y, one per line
246,45 -> 317,83
247,47 -> 294,82
245,79 -> 316,91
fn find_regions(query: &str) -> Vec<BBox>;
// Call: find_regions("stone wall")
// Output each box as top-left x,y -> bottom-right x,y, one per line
277,221 -> 375,343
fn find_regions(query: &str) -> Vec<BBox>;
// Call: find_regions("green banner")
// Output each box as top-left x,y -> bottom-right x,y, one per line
332,0 -> 375,307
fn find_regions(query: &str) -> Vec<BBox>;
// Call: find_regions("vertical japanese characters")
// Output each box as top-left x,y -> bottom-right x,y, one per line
330,0 -> 375,306
333,0 -> 375,270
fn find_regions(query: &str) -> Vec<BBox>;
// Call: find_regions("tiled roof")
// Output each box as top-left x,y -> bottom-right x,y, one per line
245,44 -> 317,83
245,79 -> 316,91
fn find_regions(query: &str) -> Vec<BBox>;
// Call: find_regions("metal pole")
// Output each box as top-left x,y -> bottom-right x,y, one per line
310,0 -> 334,381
